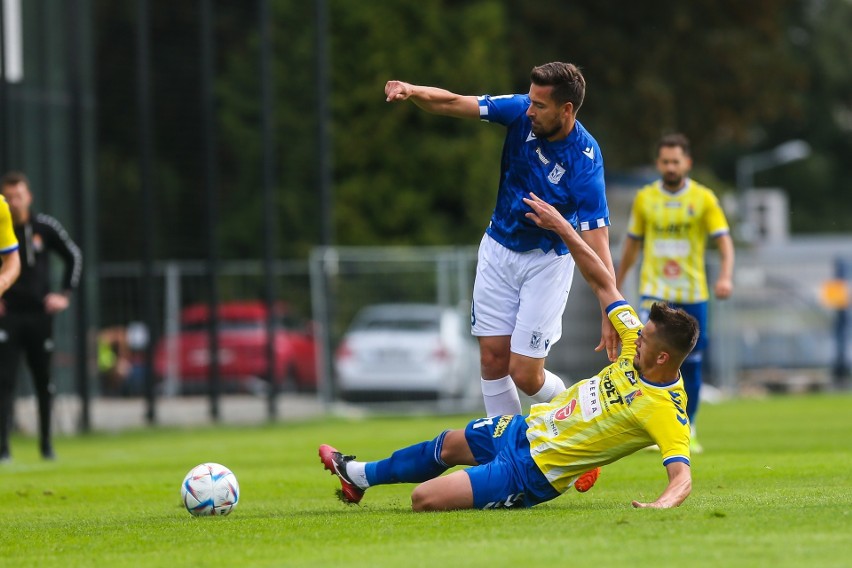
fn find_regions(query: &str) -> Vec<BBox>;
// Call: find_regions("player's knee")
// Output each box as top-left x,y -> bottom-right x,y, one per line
411,485 -> 438,512
480,351 -> 509,378
507,365 -> 541,396
478,339 -> 510,377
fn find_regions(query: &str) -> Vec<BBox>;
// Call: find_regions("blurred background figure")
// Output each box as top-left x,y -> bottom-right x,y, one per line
98,326 -> 133,397
0,189 -> 21,462
615,134 -> 735,453
0,172 -> 82,461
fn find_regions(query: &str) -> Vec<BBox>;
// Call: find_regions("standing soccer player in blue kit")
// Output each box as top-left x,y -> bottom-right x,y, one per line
385,62 -> 619,417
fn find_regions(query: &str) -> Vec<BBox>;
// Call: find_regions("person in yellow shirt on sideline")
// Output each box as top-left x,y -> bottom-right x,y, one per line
0,192 -> 20,463
318,192 -> 697,511
616,133 -> 734,453
0,195 -> 20,295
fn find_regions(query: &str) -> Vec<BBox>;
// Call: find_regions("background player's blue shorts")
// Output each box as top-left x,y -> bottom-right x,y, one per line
463,415 -> 560,509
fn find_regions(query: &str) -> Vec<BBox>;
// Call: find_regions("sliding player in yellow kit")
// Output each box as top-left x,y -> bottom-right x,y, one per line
319,192 -> 697,511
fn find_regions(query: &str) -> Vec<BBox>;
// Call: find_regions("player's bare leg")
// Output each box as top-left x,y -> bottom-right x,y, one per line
479,336 -> 520,416
510,353 -> 566,403
411,470 -> 474,511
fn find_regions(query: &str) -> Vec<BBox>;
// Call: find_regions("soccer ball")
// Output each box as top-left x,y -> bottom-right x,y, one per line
181,462 -> 240,516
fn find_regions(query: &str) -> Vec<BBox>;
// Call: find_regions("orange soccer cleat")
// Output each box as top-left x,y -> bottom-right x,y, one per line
574,467 -> 601,493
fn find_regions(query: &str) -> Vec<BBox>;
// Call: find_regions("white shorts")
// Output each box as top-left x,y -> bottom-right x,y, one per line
471,233 -> 575,358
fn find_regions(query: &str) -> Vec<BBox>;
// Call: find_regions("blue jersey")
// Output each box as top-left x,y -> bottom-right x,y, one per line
478,94 -> 609,255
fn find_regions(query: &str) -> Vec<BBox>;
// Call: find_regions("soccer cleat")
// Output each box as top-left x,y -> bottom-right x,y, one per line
574,467 -> 601,493
319,444 -> 365,504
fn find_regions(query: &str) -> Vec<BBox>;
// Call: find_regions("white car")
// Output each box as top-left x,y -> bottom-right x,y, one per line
334,303 -> 478,400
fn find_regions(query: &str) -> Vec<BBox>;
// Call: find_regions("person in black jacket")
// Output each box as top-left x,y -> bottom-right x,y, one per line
0,172 -> 82,461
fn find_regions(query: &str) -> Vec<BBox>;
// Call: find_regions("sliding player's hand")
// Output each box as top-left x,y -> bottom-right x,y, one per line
595,314 -> 620,362
523,192 -> 566,233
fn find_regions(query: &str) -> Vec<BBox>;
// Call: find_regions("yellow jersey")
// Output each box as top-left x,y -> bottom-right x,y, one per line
626,179 -> 729,303
525,301 -> 690,493
0,196 -> 18,254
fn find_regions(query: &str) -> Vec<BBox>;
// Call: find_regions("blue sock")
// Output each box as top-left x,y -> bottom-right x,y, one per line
681,353 -> 702,425
365,430 -> 450,486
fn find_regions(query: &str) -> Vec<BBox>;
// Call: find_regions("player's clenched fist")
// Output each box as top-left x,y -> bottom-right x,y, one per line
385,80 -> 413,102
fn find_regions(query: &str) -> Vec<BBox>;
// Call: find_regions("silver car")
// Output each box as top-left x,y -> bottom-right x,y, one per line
334,303 -> 478,400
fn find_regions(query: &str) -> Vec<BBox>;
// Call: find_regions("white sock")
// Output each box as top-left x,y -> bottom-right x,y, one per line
345,460 -> 369,489
481,376 -> 522,416
530,369 -> 567,403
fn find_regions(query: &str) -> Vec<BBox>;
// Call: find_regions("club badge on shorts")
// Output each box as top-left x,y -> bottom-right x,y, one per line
530,330 -> 543,350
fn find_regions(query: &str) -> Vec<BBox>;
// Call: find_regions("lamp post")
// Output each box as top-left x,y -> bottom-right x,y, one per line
736,139 -> 811,193
734,140 -> 811,243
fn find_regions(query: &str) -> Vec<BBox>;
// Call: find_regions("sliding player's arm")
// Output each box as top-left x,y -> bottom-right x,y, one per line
579,225 -> 620,361
631,461 -> 692,509
523,192 -> 622,308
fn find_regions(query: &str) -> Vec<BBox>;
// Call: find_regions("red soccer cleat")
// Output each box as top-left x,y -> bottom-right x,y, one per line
574,467 -> 601,493
319,444 -> 365,504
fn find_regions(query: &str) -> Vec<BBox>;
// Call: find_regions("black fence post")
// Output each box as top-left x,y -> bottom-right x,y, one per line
832,258 -> 850,389
136,0 -> 157,423
200,0 -> 221,420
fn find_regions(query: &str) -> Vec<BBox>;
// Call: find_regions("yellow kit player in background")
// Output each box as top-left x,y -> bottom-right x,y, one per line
0,195 -> 20,296
0,194 -> 21,463
318,192 -> 697,511
616,133 -> 734,453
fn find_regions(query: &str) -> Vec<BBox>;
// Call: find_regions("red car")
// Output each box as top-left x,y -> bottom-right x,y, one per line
153,301 -> 317,393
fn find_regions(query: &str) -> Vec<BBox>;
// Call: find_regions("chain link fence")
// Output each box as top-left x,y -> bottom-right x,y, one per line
20,241 -> 843,432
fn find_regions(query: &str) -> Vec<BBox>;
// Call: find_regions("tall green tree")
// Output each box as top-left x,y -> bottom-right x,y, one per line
215,0 -> 512,256
505,0 -> 807,167
95,0 -> 848,269
753,0 -> 852,232
329,0 -> 510,247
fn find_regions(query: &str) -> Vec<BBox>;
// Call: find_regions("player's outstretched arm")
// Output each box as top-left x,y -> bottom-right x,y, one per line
523,192 -> 622,309
631,461 -> 691,509
384,81 -> 479,119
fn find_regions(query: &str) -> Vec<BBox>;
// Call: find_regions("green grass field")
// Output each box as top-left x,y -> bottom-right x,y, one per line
1,393 -> 850,567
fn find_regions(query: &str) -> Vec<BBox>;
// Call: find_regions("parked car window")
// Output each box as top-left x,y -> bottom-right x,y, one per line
355,317 -> 439,332
182,319 -> 263,332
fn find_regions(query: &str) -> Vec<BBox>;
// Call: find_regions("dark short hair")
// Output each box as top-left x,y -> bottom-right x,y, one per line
530,62 -> 586,114
1,171 -> 30,189
648,302 -> 699,357
657,133 -> 691,157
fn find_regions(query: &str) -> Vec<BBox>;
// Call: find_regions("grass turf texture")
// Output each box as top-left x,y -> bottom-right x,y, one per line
1,393 -> 849,567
